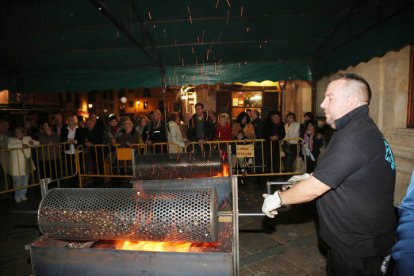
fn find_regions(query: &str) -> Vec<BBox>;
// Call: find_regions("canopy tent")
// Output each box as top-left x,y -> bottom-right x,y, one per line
0,0 -> 413,92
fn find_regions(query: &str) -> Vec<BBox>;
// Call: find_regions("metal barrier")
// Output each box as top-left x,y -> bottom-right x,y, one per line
184,138 -> 306,177
77,138 -> 306,179
0,142 -> 80,195
76,138 -> 306,183
0,138 -> 308,194
76,142 -> 183,186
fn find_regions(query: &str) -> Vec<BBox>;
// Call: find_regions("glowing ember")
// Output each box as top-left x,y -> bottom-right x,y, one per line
115,240 -> 216,252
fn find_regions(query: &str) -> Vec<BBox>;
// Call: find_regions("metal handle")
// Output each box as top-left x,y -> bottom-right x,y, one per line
218,211 -> 265,217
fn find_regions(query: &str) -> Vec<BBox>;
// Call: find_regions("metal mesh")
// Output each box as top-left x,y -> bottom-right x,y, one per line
38,188 -> 218,242
134,152 -> 223,180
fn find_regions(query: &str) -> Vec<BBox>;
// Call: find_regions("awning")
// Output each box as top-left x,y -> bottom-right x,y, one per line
0,0 -> 413,92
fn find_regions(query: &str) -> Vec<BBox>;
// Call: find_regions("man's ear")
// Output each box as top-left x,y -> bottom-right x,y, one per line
349,93 -> 361,108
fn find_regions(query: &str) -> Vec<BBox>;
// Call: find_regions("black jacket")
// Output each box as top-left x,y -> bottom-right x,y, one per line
147,120 -> 167,144
186,112 -> 213,141
60,126 -> 85,146
251,118 -> 263,139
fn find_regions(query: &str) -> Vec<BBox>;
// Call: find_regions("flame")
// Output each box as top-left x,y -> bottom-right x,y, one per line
115,240 -> 216,252
214,162 -> 230,177
222,162 -> 229,176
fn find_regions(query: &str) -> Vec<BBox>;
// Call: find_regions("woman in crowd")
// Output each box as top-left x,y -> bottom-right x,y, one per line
216,113 -> 233,160
216,113 -> 233,141
299,111 -> 314,139
232,111 -> 255,139
283,112 -> 300,172
8,127 -> 39,203
302,120 -> 323,172
146,110 -> 166,153
117,119 -> 139,147
167,112 -> 186,153
135,115 -> 149,144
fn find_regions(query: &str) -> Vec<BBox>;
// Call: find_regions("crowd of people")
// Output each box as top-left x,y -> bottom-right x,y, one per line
0,102 -> 333,203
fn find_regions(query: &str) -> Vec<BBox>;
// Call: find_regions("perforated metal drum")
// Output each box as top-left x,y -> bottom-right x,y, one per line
134,152 -> 223,180
38,188 -> 218,242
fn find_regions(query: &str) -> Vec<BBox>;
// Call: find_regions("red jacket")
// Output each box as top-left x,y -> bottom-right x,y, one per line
216,125 -> 233,141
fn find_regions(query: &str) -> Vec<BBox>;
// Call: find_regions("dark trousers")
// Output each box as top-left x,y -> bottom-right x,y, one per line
254,145 -> 263,173
265,141 -> 281,173
394,257 -> 414,276
327,248 -> 387,276
305,156 -> 317,173
283,144 -> 297,172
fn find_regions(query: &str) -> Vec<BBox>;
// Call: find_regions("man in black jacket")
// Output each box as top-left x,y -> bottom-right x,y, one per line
84,116 -> 105,174
262,73 -> 396,276
186,102 -> 213,143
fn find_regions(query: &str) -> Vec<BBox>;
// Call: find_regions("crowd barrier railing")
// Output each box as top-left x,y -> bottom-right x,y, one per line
76,142 -> 183,186
75,138 -> 307,182
184,138 -> 306,176
0,142 -> 81,195
1,138 -> 308,194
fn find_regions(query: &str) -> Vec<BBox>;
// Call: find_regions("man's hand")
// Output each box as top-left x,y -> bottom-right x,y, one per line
261,192 -> 282,218
288,173 -> 311,183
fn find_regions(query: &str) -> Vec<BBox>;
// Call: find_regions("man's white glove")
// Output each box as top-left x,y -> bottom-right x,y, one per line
288,173 -> 311,183
261,192 -> 282,218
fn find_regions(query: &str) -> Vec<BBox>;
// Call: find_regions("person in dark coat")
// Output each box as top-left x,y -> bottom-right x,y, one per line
301,120 -> 323,173
38,122 -> 60,179
60,115 -> 85,179
263,111 -> 285,173
83,116 -> 105,174
117,119 -> 140,147
186,102 -> 213,142
250,110 -> 264,171
299,111 -> 314,139
146,110 -> 167,153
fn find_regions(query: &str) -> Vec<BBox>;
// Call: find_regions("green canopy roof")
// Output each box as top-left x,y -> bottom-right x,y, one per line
1,0 -> 413,92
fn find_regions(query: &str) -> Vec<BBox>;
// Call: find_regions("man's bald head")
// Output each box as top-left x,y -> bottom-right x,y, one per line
330,73 -> 371,105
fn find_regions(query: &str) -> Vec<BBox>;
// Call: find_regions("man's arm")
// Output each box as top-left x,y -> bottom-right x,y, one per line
279,176 -> 331,205
262,176 -> 331,218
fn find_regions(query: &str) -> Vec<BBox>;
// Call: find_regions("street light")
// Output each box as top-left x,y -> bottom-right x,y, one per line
120,97 -> 127,115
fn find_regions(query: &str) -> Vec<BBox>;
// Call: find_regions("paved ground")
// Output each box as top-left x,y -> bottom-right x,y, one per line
237,178 -> 327,276
0,177 -> 327,276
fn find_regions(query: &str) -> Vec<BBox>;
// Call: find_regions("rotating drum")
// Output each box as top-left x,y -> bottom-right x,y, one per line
38,188 -> 218,242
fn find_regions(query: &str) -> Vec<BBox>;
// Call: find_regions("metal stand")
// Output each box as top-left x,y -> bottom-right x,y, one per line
40,178 -> 52,199
266,181 -> 292,194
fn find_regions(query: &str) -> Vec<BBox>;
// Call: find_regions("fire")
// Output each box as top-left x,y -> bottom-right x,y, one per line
214,162 -> 230,177
115,240 -> 216,252
222,162 -> 229,176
